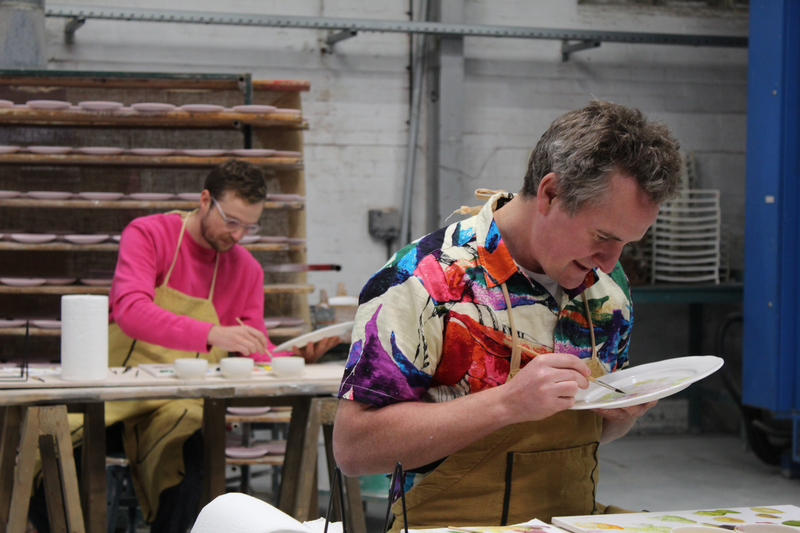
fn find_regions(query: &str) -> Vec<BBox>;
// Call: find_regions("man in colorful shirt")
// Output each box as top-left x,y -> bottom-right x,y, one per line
333,100 -> 683,529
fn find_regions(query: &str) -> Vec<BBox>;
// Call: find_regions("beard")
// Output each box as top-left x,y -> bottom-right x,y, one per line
200,211 -> 235,252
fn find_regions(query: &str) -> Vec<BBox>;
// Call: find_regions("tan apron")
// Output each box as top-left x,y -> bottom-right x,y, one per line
104,210 -> 227,522
389,282 -> 616,530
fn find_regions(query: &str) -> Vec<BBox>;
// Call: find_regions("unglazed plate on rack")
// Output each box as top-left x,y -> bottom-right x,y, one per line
131,102 -> 176,113
231,105 -> 277,114
0,100 -> 13,109
225,445 -> 269,459
176,192 -> 201,201
0,319 -> 26,327
77,147 -> 125,156
128,193 -> 175,201
10,233 -> 58,243
227,406 -> 271,416
259,236 -> 287,243
0,146 -> 21,154
30,320 -> 61,329
78,101 -> 124,112
179,104 -> 225,113
26,146 -> 72,155
26,100 -> 72,110
63,234 -> 110,244
238,235 -> 261,244
0,190 -> 21,198
0,278 -> 47,286
26,191 -> 74,200
229,149 -> 276,157
263,318 -> 282,329
180,149 -> 226,157
129,148 -> 175,156
78,192 -> 125,201
569,356 -> 724,410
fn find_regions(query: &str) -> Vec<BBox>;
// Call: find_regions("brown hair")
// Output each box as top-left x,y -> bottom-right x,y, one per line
204,159 -> 267,203
522,100 -> 682,215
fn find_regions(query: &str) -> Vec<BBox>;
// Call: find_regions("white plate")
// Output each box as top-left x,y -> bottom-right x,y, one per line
26,191 -> 73,200
44,278 -> 77,285
225,445 -> 269,459
30,320 -> 61,329
273,151 -> 301,158
26,146 -> 72,155
229,149 -> 276,157
64,234 -> 110,244
227,407 -> 271,416
231,105 -> 277,114
131,102 -> 176,113
0,278 -> 47,286
179,149 -> 226,157
78,101 -> 123,112
80,278 -> 113,286
569,355 -> 724,410
26,100 -> 72,110
10,233 -> 57,243
238,235 -> 260,244
78,192 -> 124,201
263,318 -> 282,329
0,319 -> 26,327
112,235 -> 122,242
77,147 -> 124,156
0,190 -> 21,198
129,148 -> 175,156
128,193 -> 174,201
0,99 -> 13,109
273,316 -> 306,327
273,321 -> 353,352
0,146 -> 21,154
176,192 -> 201,201
179,104 -> 225,113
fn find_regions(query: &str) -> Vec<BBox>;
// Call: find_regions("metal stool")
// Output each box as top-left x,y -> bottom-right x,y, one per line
105,456 -> 138,533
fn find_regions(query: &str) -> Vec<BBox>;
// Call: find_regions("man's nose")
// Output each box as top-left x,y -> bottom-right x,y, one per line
231,226 -> 247,241
593,243 -> 625,273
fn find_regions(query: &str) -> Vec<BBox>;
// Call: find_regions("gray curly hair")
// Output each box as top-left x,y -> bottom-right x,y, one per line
522,100 -> 682,215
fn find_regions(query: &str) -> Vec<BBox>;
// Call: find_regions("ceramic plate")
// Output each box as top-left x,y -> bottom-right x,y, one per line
31,320 -> 61,329
0,319 -> 26,327
80,278 -> 113,286
239,235 -> 260,244
569,355 -> 724,411
112,235 -> 122,242
255,441 -> 287,454
64,234 -> 110,244
26,146 -> 72,155
260,236 -> 287,243
272,108 -> 301,115
0,190 -> 21,198
227,407 -> 272,416
179,149 -> 226,157
273,316 -> 306,327
0,278 -> 47,286
229,149 -> 276,157
131,102 -> 176,113
225,445 -> 269,459
176,192 -> 201,201
44,278 -> 77,286
78,101 -> 123,112
26,100 -> 72,110
78,192 -> 124,201
0,99 -> 13,109
129,148 -> 175,156
263,318 -> 282,329
273,151 -> 301,158
10,233 -> 57,243
273,321 -> 353,352
77,147 -> 124,156
0,146 -> 21,154
267,194 -> 304,202
231,105 -> 277,114
179,104 -> 225,113
128,193 -> 174,201
26,191 -> 74,200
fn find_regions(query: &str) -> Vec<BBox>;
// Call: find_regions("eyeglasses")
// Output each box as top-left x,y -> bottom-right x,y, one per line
212,198 -> 260,235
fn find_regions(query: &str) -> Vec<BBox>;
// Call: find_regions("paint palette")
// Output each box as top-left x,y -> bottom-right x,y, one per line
569,355 -> 723,410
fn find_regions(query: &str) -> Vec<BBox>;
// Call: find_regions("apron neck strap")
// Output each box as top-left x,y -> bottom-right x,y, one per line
162,209 -> 220,302
501,282 -> 522,379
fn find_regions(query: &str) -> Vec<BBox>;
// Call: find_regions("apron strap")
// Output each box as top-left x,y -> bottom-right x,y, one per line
501,282 -> 522,379
162,209 -> 220,303
207,253 -> 220,301
447,188 -> 510,221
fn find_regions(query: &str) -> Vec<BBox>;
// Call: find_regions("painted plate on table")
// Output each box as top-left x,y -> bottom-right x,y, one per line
569,356 -> 724,411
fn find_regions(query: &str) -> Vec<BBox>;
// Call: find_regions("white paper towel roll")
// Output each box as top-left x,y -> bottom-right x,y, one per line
191,493 -> 316,533
60,294 -> 109,382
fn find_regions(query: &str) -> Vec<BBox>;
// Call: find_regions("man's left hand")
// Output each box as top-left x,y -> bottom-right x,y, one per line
593,400 -> 658,443
292,335 -> 342,363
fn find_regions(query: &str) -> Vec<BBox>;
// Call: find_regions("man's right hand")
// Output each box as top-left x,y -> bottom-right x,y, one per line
502,352 -> 591,423
207,324 -> 268,355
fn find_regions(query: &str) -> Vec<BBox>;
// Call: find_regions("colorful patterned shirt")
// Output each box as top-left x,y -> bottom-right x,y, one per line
338,192 -> 633,408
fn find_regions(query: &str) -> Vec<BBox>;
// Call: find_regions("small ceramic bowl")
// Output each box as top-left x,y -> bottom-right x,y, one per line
219,357 -> 254,379
174,358 -> 208,380
271,356 -> 305,377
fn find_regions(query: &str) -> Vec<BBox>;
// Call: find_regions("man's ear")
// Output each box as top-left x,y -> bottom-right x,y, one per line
537,173 -> 559,215
199,190 -> 212,212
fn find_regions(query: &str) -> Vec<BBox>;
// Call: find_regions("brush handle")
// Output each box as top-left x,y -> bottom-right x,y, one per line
588,375 -> 626,394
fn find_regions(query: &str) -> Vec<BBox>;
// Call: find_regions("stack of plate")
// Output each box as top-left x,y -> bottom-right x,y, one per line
650,189 -> 721,284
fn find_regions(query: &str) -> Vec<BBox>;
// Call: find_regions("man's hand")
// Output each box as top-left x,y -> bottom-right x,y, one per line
292,336 -> 342,363
503,352 -> 591,423
594,400 -> 658,443
207,324 -> 268,356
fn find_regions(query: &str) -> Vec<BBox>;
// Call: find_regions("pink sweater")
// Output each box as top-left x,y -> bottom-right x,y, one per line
109,213 -> 283,361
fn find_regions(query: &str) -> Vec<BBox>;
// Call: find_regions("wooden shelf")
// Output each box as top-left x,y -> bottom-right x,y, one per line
0,241 -> 305,252
0,199 -> 303,210
225,454 -> 284,466
0,154 -> 302,169
0,284 -> 313,295
0,107 -> 307,129
0,326 -> 303,337
225,412 -> 292,424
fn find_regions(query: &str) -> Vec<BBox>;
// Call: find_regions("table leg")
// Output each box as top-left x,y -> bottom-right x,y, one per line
278,396 -> 316,520
0,407 -> 21,533
80,403 -> 105,533
40,435 -> 68,533
7,407 -> 41,533
200,399 -> 226,511
43,405 -> 85,533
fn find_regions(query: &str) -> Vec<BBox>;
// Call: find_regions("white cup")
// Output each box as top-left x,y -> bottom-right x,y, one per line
271,356 -> 305,377
174,358 -> 208,380
219,357 -> 254,379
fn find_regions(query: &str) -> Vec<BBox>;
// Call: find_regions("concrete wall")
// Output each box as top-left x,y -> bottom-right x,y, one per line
42,0 -> 748,365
